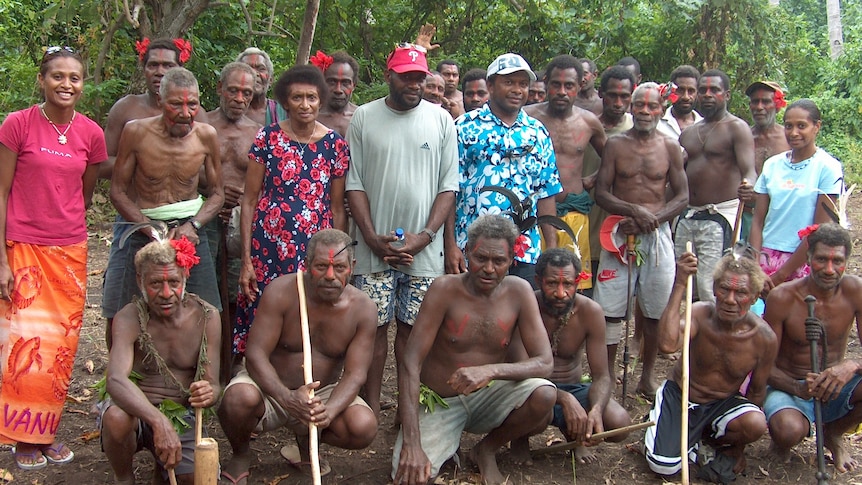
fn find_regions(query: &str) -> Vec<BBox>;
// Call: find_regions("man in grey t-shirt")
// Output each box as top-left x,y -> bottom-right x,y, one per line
346,43 -> 458,415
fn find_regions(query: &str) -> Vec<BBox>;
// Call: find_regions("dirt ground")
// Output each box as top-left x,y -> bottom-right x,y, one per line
3,198 -> 862,484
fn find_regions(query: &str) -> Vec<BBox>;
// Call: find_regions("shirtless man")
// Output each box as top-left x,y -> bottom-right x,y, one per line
525,55 -> 606,292
646,252 -> 776,478
461,68 -> 489,112
101,39 -> 187,343
200,62 -> 260,380
236,47 -> 283,126
583,66 -> 637,291
678,69 -> 756,302
218,229 -> 378,483
317,51 -> 360,137
595,82 -> 688,397
510,249 -> 631,464
201,62 -> 260,236
106,67 -> 224,327
657,65 -> 702,140
101,38 -> 184,179
101,240 -> 221,485
422,71 -> 446,105
393,215 -> 555,485
763,223 -> 862,473
574,58 -> 602,116
741,81 -> 790,241
437,59 -> 465,118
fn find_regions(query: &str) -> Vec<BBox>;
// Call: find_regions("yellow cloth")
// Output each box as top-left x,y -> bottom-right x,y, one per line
540,211 -> 591,290
0,240 -> 87,444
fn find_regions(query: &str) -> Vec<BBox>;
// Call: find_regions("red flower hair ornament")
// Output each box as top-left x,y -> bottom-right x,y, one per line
514,234 -> 530,259
135,37 -> 192,63
310,50 -> 334,72
798,224 -> 819,240
576,271 -> 592,283
135,38 -> 150,61
170,236 -> 200,273
659,82 -> 679,104
773,89 -> 787,110
173,38 -> 193,63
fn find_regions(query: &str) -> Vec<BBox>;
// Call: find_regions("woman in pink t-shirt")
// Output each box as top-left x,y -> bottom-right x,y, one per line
0,46 -> 106,470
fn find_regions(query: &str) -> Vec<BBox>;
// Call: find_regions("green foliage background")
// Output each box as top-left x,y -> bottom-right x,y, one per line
1,0 -> 860,182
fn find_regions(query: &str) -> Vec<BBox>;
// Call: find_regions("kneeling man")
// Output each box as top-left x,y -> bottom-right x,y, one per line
646,252 -> 777,479
510,248 -> 631,464
764,223 -> 862,473
101,239 -> 221,484
218,229 -> 378,483
393,215 -> 556,485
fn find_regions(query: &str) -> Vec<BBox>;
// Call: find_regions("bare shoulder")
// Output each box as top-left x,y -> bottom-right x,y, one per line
427,273 -> 467,294
342,284 -> 378,318
662,134 -> 682,152
500,274 -> 535,300
574,294 -> 604,327
766,279 -> 800,309
576,106 -> 602,127
752,313 -> 778,346
195,120 -> 219,139
523,103 -> 546,119
839,274 -> 862,306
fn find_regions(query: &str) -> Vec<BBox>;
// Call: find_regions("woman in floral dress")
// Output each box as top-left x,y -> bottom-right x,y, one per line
233,65 -> 348,355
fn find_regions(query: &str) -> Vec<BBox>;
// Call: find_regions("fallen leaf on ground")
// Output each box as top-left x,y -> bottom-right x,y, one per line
85,360 -> 95,374
266,473 -> 290,484
0,468 -> 12,482
78,430 -> 101,442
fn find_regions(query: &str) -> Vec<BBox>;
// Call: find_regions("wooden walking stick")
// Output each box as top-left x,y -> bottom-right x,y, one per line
194,407 -> 220,485
621,234 -> 636,407
805,295 -> 831,485
297,271 -> 322,485
730,178 -> 749,245
681,241 -> 694,485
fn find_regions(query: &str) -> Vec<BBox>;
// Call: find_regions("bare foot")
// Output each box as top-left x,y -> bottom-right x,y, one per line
768,442 -> 792,464
470,441 -> 510,485
220,454 -> 251,485
723,445 -> 748,475
635,377 -> 658,401
509,437 -> 533,466
826,433 -> 859,473
574,445 -> 598,464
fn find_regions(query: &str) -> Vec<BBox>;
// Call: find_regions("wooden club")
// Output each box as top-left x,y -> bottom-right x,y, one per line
531,421 -> 656,456
194,406 -> 219,485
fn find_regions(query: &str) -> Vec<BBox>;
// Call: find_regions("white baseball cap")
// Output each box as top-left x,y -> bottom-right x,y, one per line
487,53 -> 537,80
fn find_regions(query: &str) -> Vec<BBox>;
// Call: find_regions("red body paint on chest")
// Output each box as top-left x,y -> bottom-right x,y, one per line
446,315 -> 470,337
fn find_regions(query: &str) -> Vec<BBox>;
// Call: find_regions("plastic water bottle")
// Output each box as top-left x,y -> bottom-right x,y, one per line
391,228 -> 405,248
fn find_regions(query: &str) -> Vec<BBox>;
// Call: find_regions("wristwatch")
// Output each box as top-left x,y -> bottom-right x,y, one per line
190,219 -> 203,231
420,228 -> 436,242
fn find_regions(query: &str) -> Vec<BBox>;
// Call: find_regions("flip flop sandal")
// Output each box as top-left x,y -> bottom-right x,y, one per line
12,447 -> 48,470
220,470 -> 250,485
41,442 -> 74,464
280,444 -> 332,477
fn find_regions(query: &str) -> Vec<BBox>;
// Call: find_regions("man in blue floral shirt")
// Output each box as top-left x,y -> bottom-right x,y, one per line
445,53 -> 563,287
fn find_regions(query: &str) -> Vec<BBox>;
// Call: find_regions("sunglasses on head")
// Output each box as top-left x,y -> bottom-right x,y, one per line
44,46 -> 75,58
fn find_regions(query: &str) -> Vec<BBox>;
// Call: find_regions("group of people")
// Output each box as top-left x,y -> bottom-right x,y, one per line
0,26 -> 858,485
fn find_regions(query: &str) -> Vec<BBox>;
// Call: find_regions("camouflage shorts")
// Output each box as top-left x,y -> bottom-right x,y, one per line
352,269 -> 435,326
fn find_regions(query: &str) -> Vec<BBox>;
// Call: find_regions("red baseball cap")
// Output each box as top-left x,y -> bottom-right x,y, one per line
599,215 -> 628,264
386,44 -> 431,75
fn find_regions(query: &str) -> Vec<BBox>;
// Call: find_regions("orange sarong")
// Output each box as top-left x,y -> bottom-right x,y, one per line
0,240 -> 87,445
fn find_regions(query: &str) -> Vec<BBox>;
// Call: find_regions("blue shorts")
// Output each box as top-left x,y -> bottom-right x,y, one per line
550,383 -> 591,433
352,269 -> 435,326
764,374 -> 862,429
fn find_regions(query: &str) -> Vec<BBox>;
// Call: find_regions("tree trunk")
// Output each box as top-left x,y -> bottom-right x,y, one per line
827,0 -> 844,59
142,0 -> 211,38
296,0 -> 321,65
